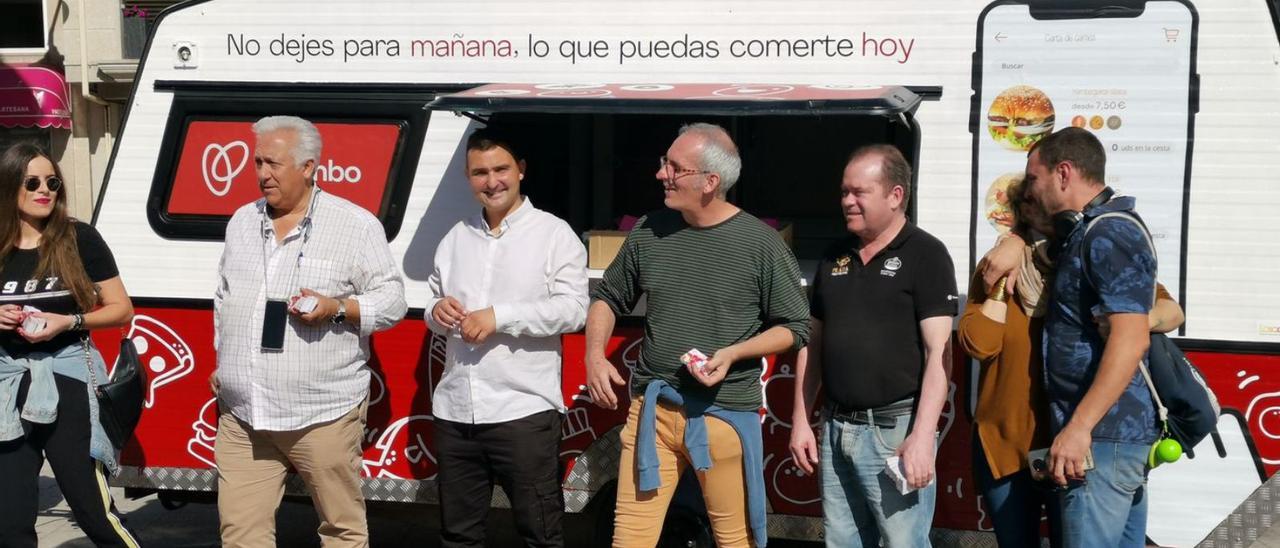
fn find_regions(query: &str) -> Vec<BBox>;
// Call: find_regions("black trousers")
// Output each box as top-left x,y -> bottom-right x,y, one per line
0,373 -> 142,547
435,409 -> 564,548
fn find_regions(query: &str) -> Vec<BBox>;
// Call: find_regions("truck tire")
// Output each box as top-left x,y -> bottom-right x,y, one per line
589,481 -> 618,547
158,492 -> 188,511
587,479 -> 716,547
657,505 -> 715,548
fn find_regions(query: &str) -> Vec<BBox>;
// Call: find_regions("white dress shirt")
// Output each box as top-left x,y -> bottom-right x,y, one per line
215,188 -> 407,431
426,198 -> 588,424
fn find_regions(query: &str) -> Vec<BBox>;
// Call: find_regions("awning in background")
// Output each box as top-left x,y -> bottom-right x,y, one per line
0,65 -> 72,130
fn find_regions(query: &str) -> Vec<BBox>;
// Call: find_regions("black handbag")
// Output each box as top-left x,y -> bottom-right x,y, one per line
83,336 -> 147,451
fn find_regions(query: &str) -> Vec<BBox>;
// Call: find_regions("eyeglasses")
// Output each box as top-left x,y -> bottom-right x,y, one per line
23,176 -> 62,193
658,156 -> 710,181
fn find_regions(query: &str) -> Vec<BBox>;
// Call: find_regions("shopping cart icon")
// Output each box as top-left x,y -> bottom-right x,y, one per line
1164,28 -> 1181,42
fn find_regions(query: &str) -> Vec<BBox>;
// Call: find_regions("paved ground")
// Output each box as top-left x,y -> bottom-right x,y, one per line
37,464 -> 821,547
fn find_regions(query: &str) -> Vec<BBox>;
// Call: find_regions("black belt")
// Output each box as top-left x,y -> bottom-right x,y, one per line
827,399 -> 915,428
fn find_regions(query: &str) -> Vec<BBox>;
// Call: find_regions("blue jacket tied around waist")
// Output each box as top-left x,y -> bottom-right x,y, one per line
0,342 -> 119,474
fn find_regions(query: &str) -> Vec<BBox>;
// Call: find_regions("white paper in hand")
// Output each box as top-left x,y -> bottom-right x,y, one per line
680,349 -> 709,375
20,306 -> 46,334
291,295 -> 319,314
883,456 -> 934,495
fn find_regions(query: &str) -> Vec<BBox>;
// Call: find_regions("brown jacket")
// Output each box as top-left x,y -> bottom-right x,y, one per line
957,262 -> 1051,479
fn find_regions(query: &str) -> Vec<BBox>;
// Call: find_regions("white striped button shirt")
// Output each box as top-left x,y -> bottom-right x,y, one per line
426,198 -> 588,424
214,188 -> 407,431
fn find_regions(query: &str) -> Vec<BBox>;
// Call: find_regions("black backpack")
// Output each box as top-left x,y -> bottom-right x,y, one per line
1082,211 -> 1223,456
1144,331 -> 1221,455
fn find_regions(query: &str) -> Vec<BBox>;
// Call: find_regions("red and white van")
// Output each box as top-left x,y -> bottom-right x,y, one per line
93,0 -> 1280,544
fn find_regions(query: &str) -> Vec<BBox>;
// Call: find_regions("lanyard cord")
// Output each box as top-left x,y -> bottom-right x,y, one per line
260,186 -> 321,300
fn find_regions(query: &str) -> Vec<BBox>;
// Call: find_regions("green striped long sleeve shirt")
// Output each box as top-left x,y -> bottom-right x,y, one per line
591,208 -> 811,410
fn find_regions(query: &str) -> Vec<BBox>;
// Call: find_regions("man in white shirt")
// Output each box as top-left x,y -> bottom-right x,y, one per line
210,115 -> 407,548
426,129 -> 588,548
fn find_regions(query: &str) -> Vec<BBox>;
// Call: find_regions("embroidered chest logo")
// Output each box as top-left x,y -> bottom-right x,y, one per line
831,256 -> 851,277
881,257 -> 902,277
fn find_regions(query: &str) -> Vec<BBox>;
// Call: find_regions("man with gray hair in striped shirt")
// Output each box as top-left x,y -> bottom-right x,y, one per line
210,115 -> 407,548
586,123 -> 810,547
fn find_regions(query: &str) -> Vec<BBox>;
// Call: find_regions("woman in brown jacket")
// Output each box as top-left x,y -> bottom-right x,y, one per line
959,177 -> 1183,548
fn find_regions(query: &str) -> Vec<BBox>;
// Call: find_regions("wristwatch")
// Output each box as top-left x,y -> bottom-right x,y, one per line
331,299 -> 347,325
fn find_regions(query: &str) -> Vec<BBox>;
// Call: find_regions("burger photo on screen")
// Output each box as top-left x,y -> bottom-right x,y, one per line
985,172 -> 1022,234
987,85 -> 1056,151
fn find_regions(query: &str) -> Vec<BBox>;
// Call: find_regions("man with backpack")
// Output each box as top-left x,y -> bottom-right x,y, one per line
1023,127 -> 1159,548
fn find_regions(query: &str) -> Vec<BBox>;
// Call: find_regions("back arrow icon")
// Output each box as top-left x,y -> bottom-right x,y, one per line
995,32 -> 1008,42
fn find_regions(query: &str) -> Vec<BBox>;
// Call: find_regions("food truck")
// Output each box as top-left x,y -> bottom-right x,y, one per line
92,0 -> 1280,544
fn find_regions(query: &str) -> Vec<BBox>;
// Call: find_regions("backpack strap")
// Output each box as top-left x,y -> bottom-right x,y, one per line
1079,211 -> 1170,429
1138,347 -> 1170,427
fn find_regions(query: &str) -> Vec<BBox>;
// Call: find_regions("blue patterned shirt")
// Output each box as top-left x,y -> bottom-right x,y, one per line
1044,195 -> 1159,444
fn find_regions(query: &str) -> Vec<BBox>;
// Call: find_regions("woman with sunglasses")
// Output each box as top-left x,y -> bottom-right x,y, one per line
958,176 -> 1183,548
0,143 -> 140,547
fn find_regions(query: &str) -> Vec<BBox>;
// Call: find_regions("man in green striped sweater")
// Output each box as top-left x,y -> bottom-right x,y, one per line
585,123 -> 810,547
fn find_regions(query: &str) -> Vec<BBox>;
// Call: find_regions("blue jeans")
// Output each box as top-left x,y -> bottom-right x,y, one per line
972,436 -> 1061,548
821,411 -> 935,548
1059,441 -> 1149,548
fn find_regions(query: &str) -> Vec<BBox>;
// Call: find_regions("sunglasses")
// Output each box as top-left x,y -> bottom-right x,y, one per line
23,176 -> 62,193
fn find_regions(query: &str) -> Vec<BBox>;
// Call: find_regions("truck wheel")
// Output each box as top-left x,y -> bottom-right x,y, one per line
589,481 -> 618,547
657,505 -> 714,548
158,492 -> 188,511
589,480 -> 715,548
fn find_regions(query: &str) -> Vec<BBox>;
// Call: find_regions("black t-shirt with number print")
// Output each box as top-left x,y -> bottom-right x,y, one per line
0,222 -> 119,355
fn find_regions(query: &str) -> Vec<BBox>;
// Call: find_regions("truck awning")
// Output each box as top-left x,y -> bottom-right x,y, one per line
0,66 -> 72,130
429,83 -> 922,116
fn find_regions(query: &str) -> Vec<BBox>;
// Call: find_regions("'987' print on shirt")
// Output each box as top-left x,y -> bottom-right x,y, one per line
1,276 -> 62,297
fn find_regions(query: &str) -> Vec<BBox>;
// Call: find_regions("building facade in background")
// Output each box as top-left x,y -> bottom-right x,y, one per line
0,0 -> 174,218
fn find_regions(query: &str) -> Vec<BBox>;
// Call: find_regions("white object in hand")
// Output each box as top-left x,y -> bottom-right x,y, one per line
884,456 -> 932,495
21,306 -> 46,334
681,348 -> 709,374
292,296 -> 319,314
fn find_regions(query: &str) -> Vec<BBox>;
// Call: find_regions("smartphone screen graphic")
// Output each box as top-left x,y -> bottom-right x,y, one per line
972,1 -> 1197,302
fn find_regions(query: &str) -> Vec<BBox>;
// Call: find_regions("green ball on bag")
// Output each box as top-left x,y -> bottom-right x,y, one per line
1148,438 -> 1183,468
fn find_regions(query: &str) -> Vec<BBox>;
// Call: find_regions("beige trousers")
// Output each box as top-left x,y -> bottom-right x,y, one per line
216,401 -> 368,548
613,398 -> 750,548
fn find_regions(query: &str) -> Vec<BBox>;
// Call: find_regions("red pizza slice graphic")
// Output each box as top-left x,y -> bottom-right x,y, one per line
126,315 -> 196,408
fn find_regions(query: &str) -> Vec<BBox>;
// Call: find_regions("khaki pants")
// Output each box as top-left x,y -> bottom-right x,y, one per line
613,398 -> 750,548
216,401 -> 368,548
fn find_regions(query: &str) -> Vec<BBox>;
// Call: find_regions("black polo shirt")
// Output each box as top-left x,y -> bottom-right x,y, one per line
811,222 -> 958,410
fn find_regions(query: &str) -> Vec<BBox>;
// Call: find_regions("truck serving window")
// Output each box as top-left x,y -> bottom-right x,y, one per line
430,83 -> 928,261
146,83 -> 432,241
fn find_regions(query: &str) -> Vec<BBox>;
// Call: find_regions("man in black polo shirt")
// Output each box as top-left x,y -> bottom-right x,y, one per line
789,144 -> 957,547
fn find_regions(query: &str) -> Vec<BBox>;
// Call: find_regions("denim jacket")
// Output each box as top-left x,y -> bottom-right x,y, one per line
636,380 -> 768,547
0,342 -> 119,475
